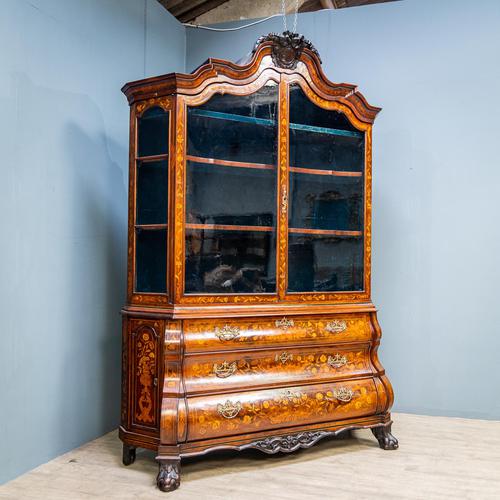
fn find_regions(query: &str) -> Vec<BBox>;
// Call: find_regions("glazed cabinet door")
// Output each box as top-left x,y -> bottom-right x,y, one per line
183,83 -> 279,296
129,99 -> 171,304
285,83 -> 367,295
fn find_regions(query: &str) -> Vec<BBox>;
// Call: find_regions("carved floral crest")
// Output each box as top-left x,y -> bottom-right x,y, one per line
252,31 -> 321,70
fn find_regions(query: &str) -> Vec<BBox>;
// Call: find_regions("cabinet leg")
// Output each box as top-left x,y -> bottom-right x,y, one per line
122,443 -> 136,466
371,423 -> 399,450
157,459 -> 181,492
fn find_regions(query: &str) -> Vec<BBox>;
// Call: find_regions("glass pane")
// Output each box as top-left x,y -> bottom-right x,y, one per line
136,160 -> 168,225
288,234 -> 363,292
289,173 -> 363,232
185,84 -> 278,294
288,84 -> 365,293
135,228 -> 167,293
289,85 -> 364,172
185,229 -> 276,294
187,85 -> 278,165
186,162 -> 275,227
138,107 -> 169,157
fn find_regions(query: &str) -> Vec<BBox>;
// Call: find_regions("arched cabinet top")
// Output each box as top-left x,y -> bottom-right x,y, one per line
122,31 -> 381,125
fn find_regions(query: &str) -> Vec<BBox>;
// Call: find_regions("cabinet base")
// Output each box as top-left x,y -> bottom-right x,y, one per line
120,414 -> 397,492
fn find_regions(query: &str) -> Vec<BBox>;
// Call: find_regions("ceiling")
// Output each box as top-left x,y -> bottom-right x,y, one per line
159,0 -> 399,24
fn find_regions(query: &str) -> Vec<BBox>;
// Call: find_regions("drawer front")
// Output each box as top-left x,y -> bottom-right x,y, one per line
184,344 -> 372,395
183,314 -> 372,353
187,377 -> 378,441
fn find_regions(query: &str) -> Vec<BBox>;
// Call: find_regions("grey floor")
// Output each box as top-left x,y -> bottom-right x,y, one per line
1,413 -> 499,499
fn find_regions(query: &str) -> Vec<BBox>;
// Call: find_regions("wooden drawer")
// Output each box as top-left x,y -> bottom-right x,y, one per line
187,377 -> 378,441
184,344 -> 372,395
183,314 -> 372,353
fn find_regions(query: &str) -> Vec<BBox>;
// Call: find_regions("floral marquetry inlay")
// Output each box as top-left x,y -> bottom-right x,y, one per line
134,328 -> 157,424
188,378 -> 378,441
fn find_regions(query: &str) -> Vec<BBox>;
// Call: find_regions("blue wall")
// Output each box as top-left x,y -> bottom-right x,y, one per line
186,0 -> 500,420
0,0 -> 184,485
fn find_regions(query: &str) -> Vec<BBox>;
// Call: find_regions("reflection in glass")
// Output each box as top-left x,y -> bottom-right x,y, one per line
138,107 -> 169,157
185,85 -> 278,294
135,228 -> 167,293
187,85 -> 278,165
185,229 -> 276,293
288,234 -> 363,292
289,173 -> 363,232
288,84 -> 365,293
136,160 -> 168,225
289,85 -> 364,172
186,162 -> 275,227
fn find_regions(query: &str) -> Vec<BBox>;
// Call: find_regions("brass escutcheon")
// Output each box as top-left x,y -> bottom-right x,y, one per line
275,317 -> 294,329
325,320 -> 347,333
327,353 -> 348,369
333,387 -> 354,403
217,400 -> 242,419
275,351 -> 293,364
214,324 -> 240,341
213,361 -> 237,378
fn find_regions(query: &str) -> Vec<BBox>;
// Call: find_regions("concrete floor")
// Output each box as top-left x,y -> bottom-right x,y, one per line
1,413 -> 499,499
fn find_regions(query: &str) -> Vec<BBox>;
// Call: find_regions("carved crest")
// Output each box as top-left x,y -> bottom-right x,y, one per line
253,31 -> 321,70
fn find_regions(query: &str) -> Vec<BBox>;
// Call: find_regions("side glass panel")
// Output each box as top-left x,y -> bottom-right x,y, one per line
185,84 -> 278,294
287,85 -> 365,293
134,106 -> 169,293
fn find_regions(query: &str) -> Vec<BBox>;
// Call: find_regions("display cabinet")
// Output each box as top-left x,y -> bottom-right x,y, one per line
120,32 -> 397,492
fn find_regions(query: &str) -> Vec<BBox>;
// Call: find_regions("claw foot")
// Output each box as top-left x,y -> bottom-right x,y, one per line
122,444 -> 136,466
372,424 -> 399,450
157,460 -> 181,492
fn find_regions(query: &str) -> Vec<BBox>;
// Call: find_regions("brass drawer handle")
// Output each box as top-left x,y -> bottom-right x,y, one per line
275,317 -> 294,329
214,325 -> 240,341
213,361 -> 237,378
327,353 -> 348,369
275,351 -> 293,364
325,320 -> 347,333
333,387 -> 354,403
217,400 -> 242,419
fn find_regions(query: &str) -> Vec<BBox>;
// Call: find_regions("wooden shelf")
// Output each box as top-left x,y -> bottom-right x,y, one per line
190,109 -> 363,138
289,228 -> 362,237
186,223 -> 274,232
184,223 -> 360,237
187,155 -> 361,177
136,154 -> 168,163
135,224 -> 168,230
290,166 -> 362,178
187,155 -> 275,171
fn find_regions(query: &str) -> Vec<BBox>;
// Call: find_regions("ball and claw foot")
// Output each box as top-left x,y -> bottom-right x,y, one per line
122,444 -> 136,466
372,424 -> 399,450
157,460 -> 181,492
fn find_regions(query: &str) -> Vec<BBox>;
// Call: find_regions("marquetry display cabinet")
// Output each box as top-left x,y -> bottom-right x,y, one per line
120,32 -> 398,492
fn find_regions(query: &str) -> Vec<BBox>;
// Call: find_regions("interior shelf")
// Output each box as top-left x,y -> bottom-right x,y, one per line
289,166 -> 362,177
185,223 -> 360,237
288,227 -> 362,237
136,153 -> 168,162
135,224 -> 168,230
186,223 -> 274,232
187,155 -> 361,177
187,155 -> 275,171
190,109 -> 363,138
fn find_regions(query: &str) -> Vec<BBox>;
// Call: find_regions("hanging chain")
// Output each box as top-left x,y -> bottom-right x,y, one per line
281,0 -> 300,33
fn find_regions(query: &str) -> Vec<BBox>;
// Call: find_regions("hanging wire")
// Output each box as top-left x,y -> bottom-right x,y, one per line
183,0 -> 300,33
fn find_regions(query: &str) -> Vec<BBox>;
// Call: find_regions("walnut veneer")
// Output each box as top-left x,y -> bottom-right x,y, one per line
119,32 -> 397,492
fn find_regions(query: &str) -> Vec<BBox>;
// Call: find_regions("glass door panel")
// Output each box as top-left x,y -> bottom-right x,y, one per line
185,84 -> 278,294
288,85 -> 365,293
134,106 -> 169,294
